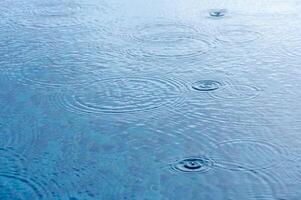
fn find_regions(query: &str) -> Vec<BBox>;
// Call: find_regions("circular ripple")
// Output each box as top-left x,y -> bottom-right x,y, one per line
7,49 -> 102,88
0,148 -> 45,199
209,84 -> 261,100
278,36 -> 301,60
19,63 -> 97,87
0,175 -> 44,199
0,114 -> 44,149
209,9 -> 227,17
217,26 -> 262,44
128,23 -> 215,58
0,25 -> 33,63
210,139 -> 286,171
8,0 -> 109,28
170,156 -> 214,173
133,23 -> 198,43
0,147 -> 119,199
192,80 -> 222,91
60,77 -> 186,114
0,147 -> 26,174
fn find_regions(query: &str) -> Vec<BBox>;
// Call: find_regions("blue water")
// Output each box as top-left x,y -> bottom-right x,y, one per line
1,0 -> 301,199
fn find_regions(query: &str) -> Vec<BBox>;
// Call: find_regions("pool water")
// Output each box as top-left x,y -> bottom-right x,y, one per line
1,0 -> 301,199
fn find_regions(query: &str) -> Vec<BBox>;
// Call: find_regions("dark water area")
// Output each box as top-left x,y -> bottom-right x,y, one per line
0,0 -> 301,199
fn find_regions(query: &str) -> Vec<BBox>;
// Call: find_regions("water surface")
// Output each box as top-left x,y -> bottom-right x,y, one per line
1,0 -> 301,199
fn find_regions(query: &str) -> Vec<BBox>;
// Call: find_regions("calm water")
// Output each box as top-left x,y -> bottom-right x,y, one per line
0,0 -> 301,199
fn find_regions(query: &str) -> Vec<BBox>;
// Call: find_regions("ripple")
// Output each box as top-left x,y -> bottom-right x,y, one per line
0,175 -> 45,199
133,23 -> 198,43
210,139 -> 287,171
127,23 -> 216,59
162,161 -> 282,199
0,148 -> 45,199
0,26 -> 33,63
58,77 -> 187,114
178,97 -> 300,126
0,147 -> 26,174
209,84 -> 261,101
0,114 -> 43,149
278,36 -> 301,60
6,48 -> 102,88
192,80 -> 222,91
170,156 -> 214,173
50,161 -> 119,199
121,109 -> 214,161
18,62 -> 97,87
1,147 -> 119,199
217,26 -> 263,44
8,0 -> 109,28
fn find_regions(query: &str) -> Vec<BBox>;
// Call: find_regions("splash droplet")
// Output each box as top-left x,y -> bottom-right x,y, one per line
209,9 -> 227,17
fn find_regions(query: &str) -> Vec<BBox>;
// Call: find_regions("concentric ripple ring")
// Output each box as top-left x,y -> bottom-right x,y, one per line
60,77 -> 187,114
217,26 -> 263,44
210,139 -> 287,171
8,1 -> 109,28
209,84 -> 261,100
128,23 -> 216,58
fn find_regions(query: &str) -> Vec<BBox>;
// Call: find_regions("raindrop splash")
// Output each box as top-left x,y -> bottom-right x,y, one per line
192,80 -> 222,91
170,156 -> 214,173
209,9 -> 227,17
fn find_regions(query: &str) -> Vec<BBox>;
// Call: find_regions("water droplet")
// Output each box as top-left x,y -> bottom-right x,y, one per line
170,156 -> 214,173
192,80 -> 221,91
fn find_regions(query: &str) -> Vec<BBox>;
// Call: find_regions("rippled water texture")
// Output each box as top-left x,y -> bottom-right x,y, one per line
1,0 -> 301,199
